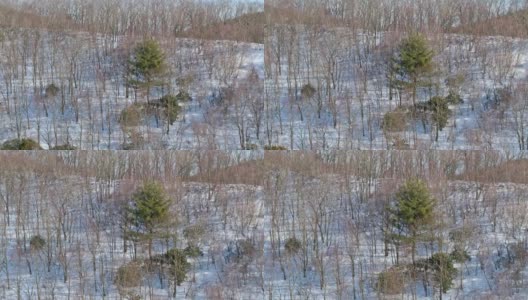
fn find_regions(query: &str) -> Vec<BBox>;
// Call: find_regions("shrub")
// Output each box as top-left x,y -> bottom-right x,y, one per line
29,235 -> 46,251
428,96 -> 451,132
301,83 -> 316,98
376,265 -> 408,295
158,94 -> 181,124
1,138 -> 42,150
151,248 -> 191,286
418,252 -> 458,294
115,260 -> 143,288
445,91 -> 463,105
184,244 -> 203,258
236,239 -> 256,260
175,90 -> 192,102
45,83 -> 60,97
284,237 -> 302,255
382,109 -> 408,132
119,104 -> 143,127
264,145 -> 288,150
450,246 -> 470,263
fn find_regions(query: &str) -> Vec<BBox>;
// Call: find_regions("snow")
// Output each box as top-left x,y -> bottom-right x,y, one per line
0,30 -> 264,150
266,28 -> 528,151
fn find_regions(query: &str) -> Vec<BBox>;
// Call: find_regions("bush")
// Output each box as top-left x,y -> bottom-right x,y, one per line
428,96 -> 451,130
151,248 -> 191,286
119,104 -> 143,127
376,265 -> 408,295
445,91 -> 463,105
45,83 -> 60,97
184,244 -> 203,258
450,246 -> 470,263
50,144 -> 76,150
391,136 -> 411,150
236,239 -> 256,260
418,252 -> 458,294
175,90 -> 192,102
29,235 -> 46,251
1,138 -> 42,150
301,83 -> 316,98
158,94 -> 181,124
115,260 -> 143,288
264,145 -> 288,150
284,237 -> 302,255
382,109 -> 408,132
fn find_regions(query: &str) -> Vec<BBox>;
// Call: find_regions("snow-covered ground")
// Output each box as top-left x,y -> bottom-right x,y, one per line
3,27 -> 528,151
1,152 -> 527,299
266,27 -> 528,151
0,30 -> 264,149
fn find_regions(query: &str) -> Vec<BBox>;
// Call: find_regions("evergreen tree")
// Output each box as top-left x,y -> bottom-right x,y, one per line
151,248 -> 191,297
390,179 -> 435,265
428,96 -> 451,142
127,181 -> 172,259
391,33 -> 434,107
417,253 -> 457,299
128,39 -> 166,104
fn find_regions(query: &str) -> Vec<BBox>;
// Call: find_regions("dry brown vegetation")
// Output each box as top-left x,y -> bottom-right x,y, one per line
452,9 -> 528,38
181,12 -> 265,43
266,0 -> 528,33
457,158 -> 528,184
0,4 -> 78,31
0,0 -> 263,43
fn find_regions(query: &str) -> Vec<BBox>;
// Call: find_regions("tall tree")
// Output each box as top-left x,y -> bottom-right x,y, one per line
391,33 -> 434,107
428,96 -> 451,142
128,39 -> 166,104
390,179 -> 436,265
127,181 -> 172,259
420,253 -> 458,299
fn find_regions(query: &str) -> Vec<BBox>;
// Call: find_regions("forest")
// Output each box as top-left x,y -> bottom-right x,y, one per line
265,0 -> 528,150
1,0 -> 528,299
0,151 -> 527,298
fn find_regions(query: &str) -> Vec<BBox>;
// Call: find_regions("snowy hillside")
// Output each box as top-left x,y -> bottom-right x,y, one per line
0,30 -> 264,150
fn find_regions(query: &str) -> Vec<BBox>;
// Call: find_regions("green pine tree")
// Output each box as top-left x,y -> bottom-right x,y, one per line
391,33 -> 434,107
152,248 -> 191,297
128,39 -> 166,104
428,96 -> 451,142
390,179 -> 436,265
127,181 -> 172,259
417,252 -> 457,299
